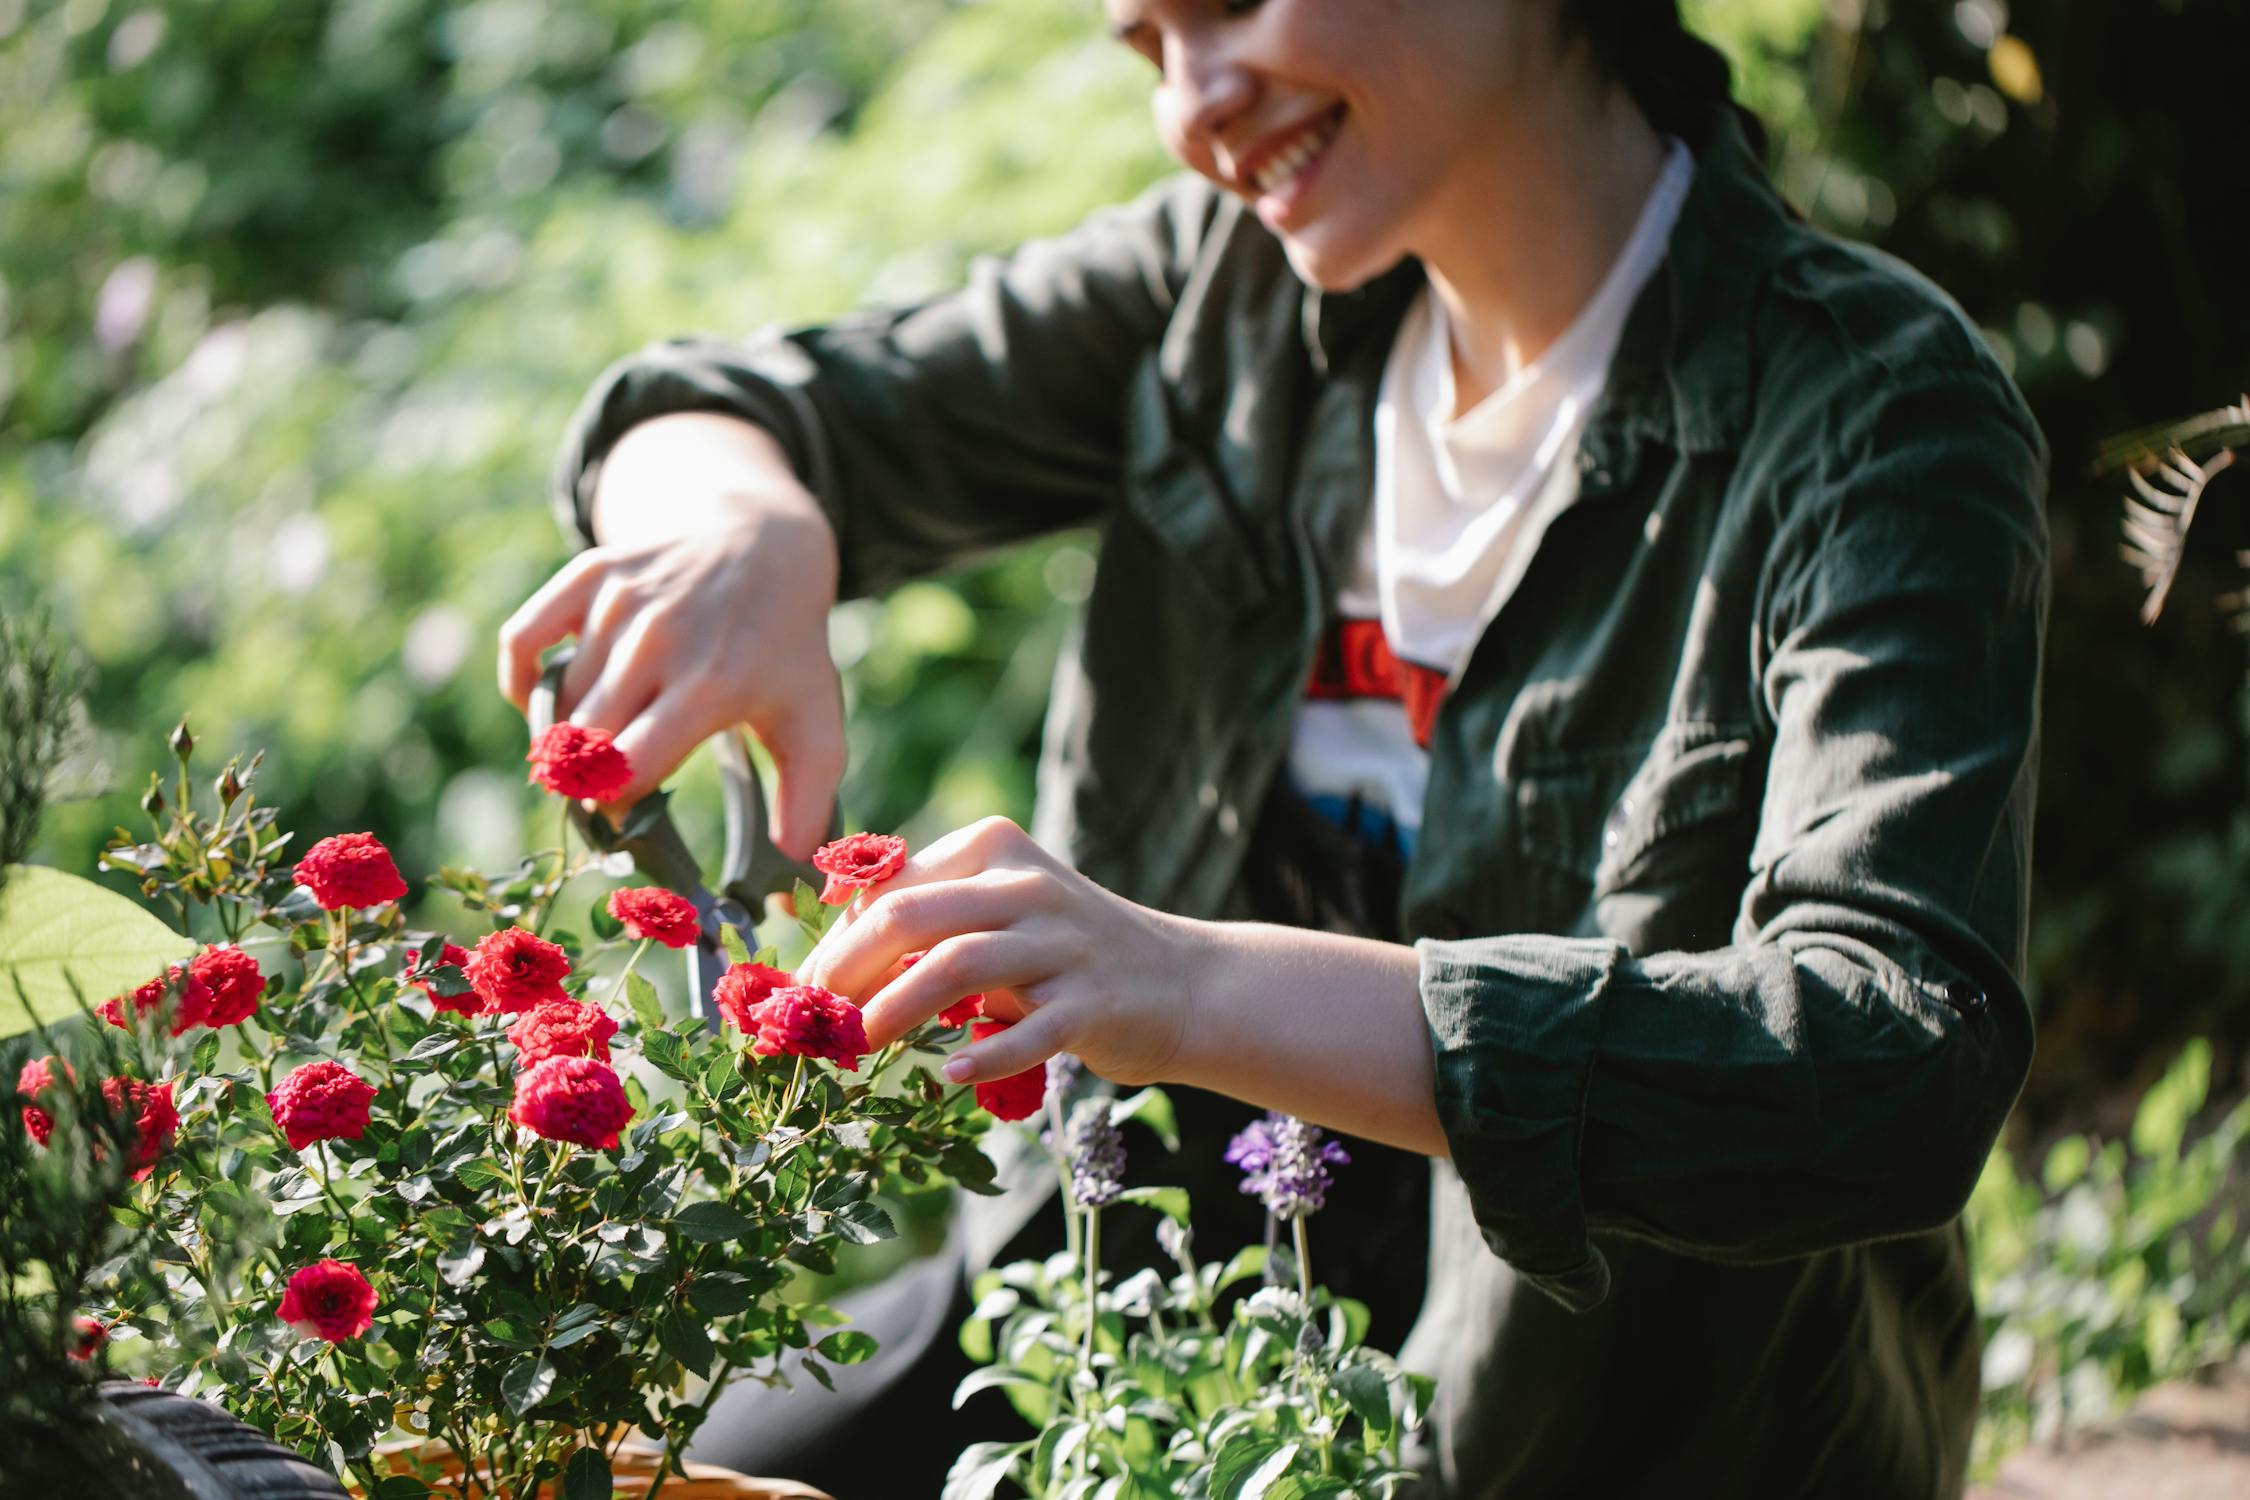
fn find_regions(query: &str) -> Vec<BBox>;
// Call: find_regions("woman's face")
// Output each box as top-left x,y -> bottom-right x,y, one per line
1107,0 -> 1557,290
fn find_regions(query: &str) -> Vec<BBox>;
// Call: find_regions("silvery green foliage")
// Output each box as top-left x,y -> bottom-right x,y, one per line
949,1110 -> 1430,1500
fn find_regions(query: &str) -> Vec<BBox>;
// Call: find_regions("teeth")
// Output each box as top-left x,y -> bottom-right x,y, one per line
1251,113 -> 1338,195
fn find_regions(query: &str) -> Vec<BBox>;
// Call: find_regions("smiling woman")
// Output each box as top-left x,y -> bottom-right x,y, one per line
516,0 -> 2048,1494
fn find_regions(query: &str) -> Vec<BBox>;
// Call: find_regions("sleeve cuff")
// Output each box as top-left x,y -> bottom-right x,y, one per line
1416,933 -> 1620,1312
545,331 -> 849,562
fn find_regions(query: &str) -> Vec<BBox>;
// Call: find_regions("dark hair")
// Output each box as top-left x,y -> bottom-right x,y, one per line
1555,0 -> 1760,152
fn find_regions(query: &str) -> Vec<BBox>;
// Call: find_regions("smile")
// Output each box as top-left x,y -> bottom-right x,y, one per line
1246,105 -> 1346,199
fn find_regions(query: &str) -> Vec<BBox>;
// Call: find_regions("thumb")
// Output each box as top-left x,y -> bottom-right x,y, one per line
762,695 -> 847,862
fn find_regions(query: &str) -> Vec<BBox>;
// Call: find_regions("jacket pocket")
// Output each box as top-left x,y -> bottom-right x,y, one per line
1505,726 -> 1760,947
1120,358 -> 1273,613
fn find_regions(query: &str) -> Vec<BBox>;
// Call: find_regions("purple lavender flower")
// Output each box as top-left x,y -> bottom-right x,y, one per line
1066,1098 -> 1126,1209
1044,1051 -> 1084,1107
1225,1112 -> 1349,1219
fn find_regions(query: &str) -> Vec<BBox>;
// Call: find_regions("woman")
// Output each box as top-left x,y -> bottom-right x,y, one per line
503,1 -> 2047,1494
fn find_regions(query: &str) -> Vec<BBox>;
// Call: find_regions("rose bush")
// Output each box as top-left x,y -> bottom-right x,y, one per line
40,726 -> 1015,1497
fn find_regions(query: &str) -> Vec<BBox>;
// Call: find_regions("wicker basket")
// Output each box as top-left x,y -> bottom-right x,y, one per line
370,1439 -> 833,1500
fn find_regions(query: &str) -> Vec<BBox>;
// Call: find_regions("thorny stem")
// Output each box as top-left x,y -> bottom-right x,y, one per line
646,1358 -> 738,1500
1081,1206 -> 1102,1381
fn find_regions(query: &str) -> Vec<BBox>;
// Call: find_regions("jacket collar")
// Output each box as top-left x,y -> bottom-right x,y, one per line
1300,105 -> 1790,468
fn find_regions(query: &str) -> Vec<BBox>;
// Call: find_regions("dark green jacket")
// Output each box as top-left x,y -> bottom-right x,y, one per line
555,108 -> 2047,1499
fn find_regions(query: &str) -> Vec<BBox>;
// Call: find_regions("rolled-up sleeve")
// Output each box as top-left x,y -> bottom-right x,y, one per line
1418,364 -> 2049,1313
548,174 -> 1219,600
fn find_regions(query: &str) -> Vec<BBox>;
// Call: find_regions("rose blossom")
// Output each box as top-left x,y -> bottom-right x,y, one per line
526,723 -> 633,802
16,1055 -> 70,1146
190,944 -> 264,1026
742,984 -> 869,1073
68,1317 -> 107,1362
277,1260 -> 377,1343
900,950 -> 984,1029
506,1000 -> 619,1068
96,965 -> 213,1035
509,1055 -> 635,1150
402,941 -> 479,1015
292,831 -> 408,910
465,927 -> 571,1015
713,961 -> 792,1034
266,1060 -> 376,1152
810,832 -> 909,905
969,1021 -> 1045,1121
98,1077 -> 178,1180
608,886 -> 701,949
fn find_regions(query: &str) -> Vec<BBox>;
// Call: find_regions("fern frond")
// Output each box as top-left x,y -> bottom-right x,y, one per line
2119,447 -> 2238,624
2094,395 -> 2250,476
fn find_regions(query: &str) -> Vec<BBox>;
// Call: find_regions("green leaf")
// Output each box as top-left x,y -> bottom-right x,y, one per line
1334,1361 -> 1394,1443
562,1446 -> 613,1500
0,864 -> 196,1034
815,1330 -> 878,1365
1115,1186 -> 1190,1224
951,1366 -> 1049,1409
941,1441 -> 1029,1500
501,1355 -> 556,1415
625,971 -> 665,1033
686,1276 -> 754,1317
589,897 -> 623,942
660,1309 -> 713,1379
1108,1087 -> 1179,1151
832,1198 -> 897,1245
671,1199 -> 759,1243
719,923 -> 753,967
2133,1038 -> 2211,1161
436,1242 -> 485,1288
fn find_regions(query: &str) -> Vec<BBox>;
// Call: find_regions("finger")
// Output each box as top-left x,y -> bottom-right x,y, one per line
802,868 -> 1048,1004
602,685 -> 706,808
762,694 -> 848,862
497,552 -> 608,710
858,929 -> 1063,1049
557,592 -> 632,720
942,1002 -> 1073,1085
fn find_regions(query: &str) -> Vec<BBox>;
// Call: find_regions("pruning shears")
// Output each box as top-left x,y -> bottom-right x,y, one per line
526,647 -> 836,1027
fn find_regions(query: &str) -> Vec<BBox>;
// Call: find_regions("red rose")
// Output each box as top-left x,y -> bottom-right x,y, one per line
68,1316 -> 107,1362
266,1060 -> 376,1152
509,1055 -> 634,1150
292,831 -> 408,911
190,944 -> 263,1027
98,1077 -> 178,1180
810,832 -> 909,905
712,961 -> 792,1034
969,1021 -> 1045,1122
402,941 -> 479,1015
742,984 -> 869,1073
506,1000 -> 619,1068
899,950 -> 985,1028
277,1260 -> 377,1343
607,886 -> 701,949
97,965 -> 213,1035
465,927 -> 571,1015
526,723 -> 634,803
16,1055 -> 70,1146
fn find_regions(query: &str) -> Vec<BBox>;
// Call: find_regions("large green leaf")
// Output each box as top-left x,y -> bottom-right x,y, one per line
0,864 -> 194,1036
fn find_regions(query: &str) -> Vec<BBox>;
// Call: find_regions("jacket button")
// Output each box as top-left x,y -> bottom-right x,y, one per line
1942,981 -> 1988,1017
1217,803 -> 1241,837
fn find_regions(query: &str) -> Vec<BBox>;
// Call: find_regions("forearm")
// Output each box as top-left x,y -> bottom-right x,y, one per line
588,412 -> 835,554
1169,919 -> 1448,1158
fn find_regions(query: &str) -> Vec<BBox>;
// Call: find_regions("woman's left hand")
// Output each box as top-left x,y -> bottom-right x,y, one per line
794,816 -> 1207,1088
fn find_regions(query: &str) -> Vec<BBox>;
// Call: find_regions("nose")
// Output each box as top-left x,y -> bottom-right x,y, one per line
1155,33 -> 1255,160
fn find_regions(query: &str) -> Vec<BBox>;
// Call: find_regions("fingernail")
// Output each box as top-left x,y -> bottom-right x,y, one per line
942,1056 -> 974,1083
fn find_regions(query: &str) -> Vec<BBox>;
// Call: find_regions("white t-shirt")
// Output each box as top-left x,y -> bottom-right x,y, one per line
1287,140 -> 1695,860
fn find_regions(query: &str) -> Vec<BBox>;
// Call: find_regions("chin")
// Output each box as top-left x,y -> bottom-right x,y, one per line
1277,229 -> 1404,295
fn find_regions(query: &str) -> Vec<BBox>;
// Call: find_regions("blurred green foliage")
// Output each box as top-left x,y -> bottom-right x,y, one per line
4,0 -> 2250,1466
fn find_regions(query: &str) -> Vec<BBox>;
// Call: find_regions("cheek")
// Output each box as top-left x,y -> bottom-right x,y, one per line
1150,92 -> 1219,181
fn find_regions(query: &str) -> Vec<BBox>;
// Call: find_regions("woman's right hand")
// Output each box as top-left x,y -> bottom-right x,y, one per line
497,414 -> 845,861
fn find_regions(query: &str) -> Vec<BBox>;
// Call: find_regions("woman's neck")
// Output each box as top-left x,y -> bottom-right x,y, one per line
1415,80 -> 1669,417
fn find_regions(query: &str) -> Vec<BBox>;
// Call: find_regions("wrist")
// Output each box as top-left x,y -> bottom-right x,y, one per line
591,413 -> 836,559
